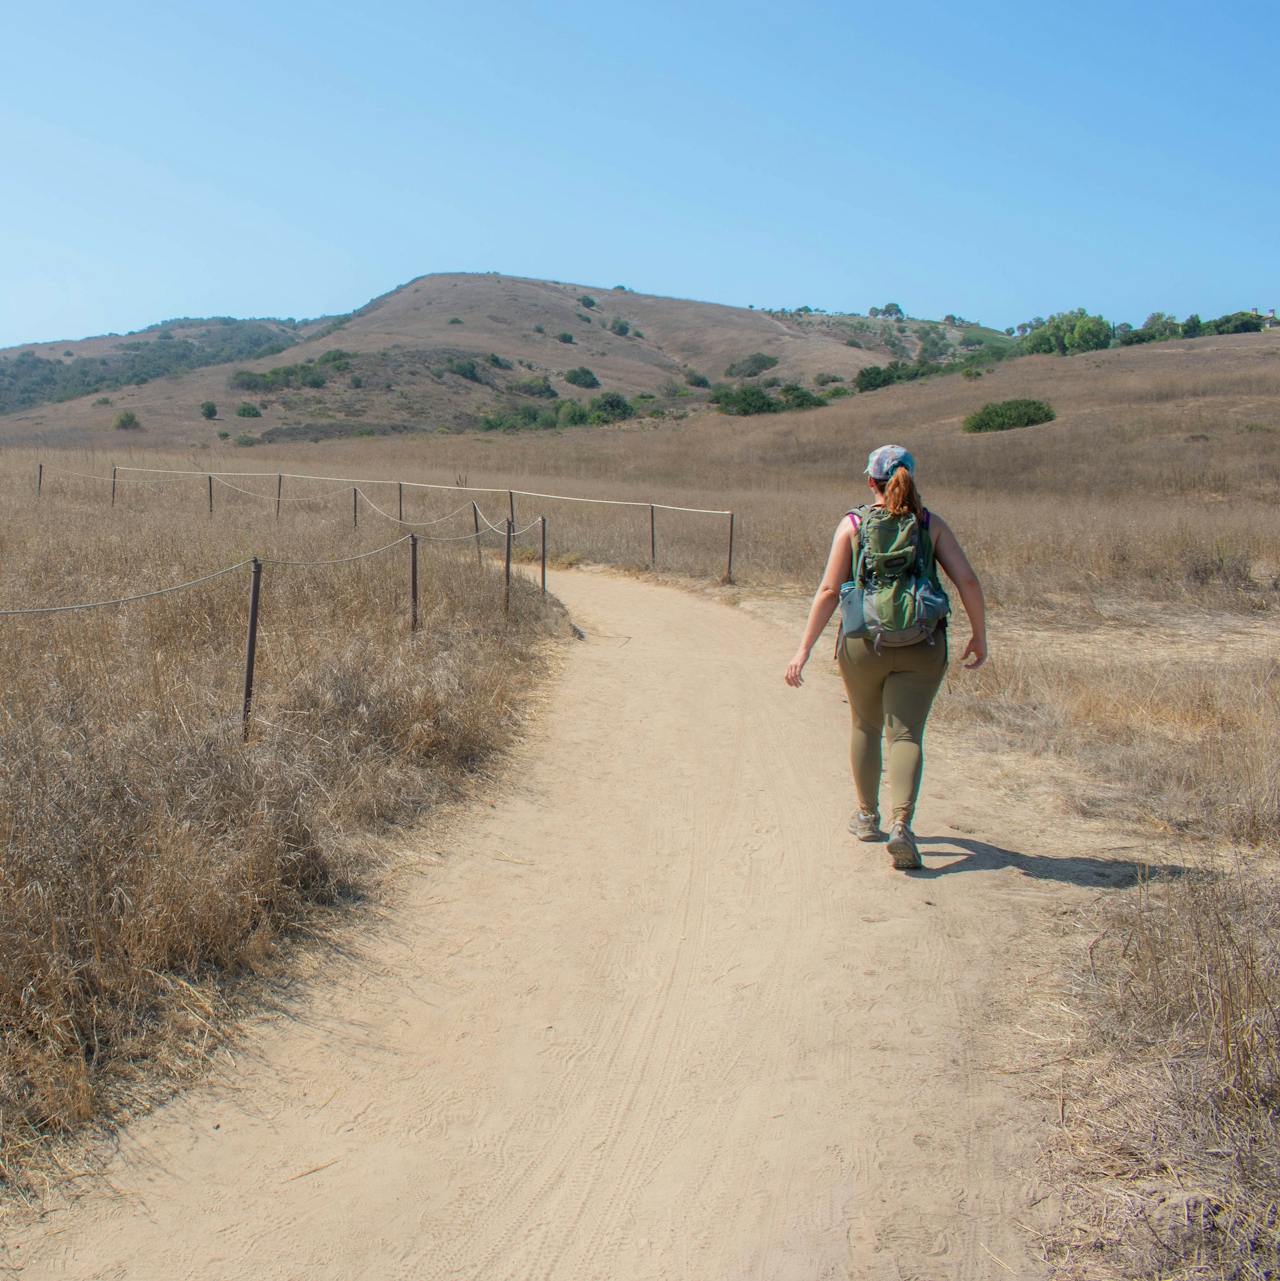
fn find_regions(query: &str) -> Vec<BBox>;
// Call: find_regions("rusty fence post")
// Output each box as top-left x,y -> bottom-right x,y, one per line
276,473 -> 282,519
540,516 -> 547,595
472,501 -> 482,564
37,463 -> 42,497
409,534 -> 419,632
241,557 -> 263,741
650,503 -> 656,568
353,487 -> 358,528
508,489 -> 515,527
111,466 -> 117,507
207,474 -> 213,514
725,511 -> 735,583
504,518 -> 512,612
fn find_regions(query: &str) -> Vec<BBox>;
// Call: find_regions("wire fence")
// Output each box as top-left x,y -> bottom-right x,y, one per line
34,462 -> 737,579
8,472 -> 559,738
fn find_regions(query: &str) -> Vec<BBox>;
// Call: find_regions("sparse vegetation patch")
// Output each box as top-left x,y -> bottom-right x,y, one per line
961,398 -> 1056,433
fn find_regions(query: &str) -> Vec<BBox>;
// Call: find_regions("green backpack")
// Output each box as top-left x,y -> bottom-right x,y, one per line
839,505 -> 950,648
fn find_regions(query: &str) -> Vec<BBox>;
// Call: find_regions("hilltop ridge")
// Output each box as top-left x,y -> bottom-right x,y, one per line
0,275 -> 998,448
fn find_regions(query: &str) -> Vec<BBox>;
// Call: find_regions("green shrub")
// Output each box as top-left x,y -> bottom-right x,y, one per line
587,391 -> 634,423
112,409 -> 140,430
235,402 -> 262,417
487,353 -> 511,368
1182,313 -> 1203,338
578,295 -> 595,309
315,349 -> 350,370
200,401 -> 217,419
962,398 -> 1056,433
813,373 -> 843,385
613,284 -> 627,291
610,317 -> 630,337
533,325 -> 545,334
777,384 -> 826,410
513,375 -> 557,398
558,398 -> 589,426
710,385 -> 780,416
575,312 -> 592,324
564,366 -> 599,388
217,430 -> 230,439
350,375 -> 363,388
760,376 -> 780,388
93,396 -> 112,406
725,352 -> 778,377
1206,310 -> 1265,335
233,433 -> 256,446
353,426 -> 377,437
826,384 -> 852,398
449,317 -> 463,324
685,371 -> 710,388
845,338 -> 863,349
232,363 -> 325,392
444,356 -> 482,382
633,330 -> 644,339
556,332 -> 574,344
854,365 -> 896,392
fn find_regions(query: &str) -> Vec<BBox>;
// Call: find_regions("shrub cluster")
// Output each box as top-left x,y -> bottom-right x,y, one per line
0,319 -> 298,416
442,356 -> 483,383
235,403 -> 262,418
481,398 -> 589,431
512,375 -> 556,398
961,398 -> 1056,433
232,362 -> 327,392
112,410 -> 140,430
609,317 -> 630,337
724,352 -> 778,378
709,383 -> 828,416
563,366 -> 599,389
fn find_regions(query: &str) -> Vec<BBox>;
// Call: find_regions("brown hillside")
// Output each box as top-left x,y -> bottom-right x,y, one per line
0,274 -> 886,449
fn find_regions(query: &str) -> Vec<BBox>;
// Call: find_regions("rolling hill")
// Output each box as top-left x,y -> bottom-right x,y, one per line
0,274 -> 1001,448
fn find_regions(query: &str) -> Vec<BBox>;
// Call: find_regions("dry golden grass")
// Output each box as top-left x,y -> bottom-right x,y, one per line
0,457 -> 563,1189
7,324 -> 1280,1271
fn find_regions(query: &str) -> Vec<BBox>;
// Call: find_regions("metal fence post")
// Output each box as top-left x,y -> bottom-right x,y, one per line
508,489 -> 515,528
541,516 -> 547,595
37,463 -> 42,497
472,501 -> 482,564
241,557 -> 262,741
650,503 -> 656,568
111,466 -> 117,507
398,482 -> 404,523
504,518 -> 512,612
725,511 -> 735,582
353,487 -> 358,528
276,473 -> 282,519
409,534 -> 419,632
207,474 -> 213,514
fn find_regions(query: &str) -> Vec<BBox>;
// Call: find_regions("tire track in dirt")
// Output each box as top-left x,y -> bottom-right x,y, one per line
10,569 -> 1124,1280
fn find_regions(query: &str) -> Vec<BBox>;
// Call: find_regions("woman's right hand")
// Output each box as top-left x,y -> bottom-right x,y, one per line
960,634 -> 987,669
784,648 -> 810,688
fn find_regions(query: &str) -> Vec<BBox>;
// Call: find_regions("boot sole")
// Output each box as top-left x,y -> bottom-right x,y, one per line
887,837 -> 922,869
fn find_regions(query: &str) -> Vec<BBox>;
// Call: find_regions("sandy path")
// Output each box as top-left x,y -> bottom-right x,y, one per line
9,571 -> 1125,1280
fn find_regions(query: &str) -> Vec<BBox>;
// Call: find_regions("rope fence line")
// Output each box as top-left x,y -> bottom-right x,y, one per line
0,561 -> 253,617
35,460 -> 738,581
0,507 -> 549,737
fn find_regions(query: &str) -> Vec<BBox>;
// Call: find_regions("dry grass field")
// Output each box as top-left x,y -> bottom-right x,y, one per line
0,465 -> 564,1189
4,296 -> 1280,1274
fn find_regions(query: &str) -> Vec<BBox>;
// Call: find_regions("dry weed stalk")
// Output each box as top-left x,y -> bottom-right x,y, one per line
0,461 -> 563,1186
1046,866 -> 1280,1278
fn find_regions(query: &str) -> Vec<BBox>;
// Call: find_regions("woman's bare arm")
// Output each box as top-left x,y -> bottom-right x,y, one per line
930,515 -> 987,668
784,518 -> 855,687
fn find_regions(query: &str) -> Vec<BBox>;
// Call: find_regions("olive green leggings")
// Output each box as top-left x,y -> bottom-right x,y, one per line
837,633 -> 947,825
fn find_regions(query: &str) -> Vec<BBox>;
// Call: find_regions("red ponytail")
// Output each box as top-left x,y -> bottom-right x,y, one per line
875,465 -> 922,518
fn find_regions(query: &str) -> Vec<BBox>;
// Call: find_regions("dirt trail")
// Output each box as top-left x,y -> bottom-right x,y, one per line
9,571 -> 1128,1280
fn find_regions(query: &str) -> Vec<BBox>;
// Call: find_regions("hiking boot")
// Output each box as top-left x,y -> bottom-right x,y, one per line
887,821 -> 922,870
848,810 -> 885,842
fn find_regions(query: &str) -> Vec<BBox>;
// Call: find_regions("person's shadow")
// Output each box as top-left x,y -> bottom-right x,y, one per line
907,835 -> 1186,886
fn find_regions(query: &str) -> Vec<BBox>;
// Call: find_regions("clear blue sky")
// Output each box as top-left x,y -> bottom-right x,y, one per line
3,1 -> 1276,347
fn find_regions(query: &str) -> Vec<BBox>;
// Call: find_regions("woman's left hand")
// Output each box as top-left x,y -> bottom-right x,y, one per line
784,648 -> 810,688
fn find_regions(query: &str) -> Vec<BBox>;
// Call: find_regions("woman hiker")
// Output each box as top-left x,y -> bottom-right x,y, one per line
784,445 -> 987,870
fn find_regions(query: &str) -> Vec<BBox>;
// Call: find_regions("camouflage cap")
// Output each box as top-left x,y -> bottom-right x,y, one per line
864,444 -> 915,480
